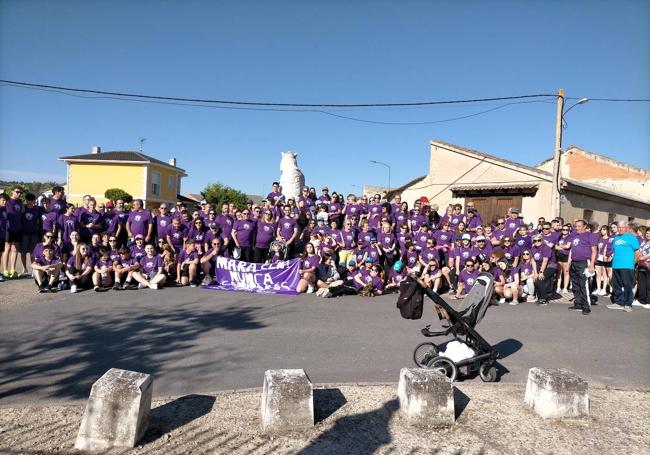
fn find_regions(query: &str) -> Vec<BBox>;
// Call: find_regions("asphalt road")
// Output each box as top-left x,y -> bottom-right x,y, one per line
1,282 -> 649,405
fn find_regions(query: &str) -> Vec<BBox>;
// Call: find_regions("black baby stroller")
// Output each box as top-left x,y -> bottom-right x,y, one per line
406,272 -> 499,382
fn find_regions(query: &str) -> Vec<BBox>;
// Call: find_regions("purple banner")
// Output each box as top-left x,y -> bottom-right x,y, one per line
205,257 -> 301,295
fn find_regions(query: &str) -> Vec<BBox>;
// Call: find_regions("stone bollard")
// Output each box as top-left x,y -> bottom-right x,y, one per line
524,367 -> 589,419
261,369 -> 313,433
75,368 -> 153,451
397,368 -> 455,426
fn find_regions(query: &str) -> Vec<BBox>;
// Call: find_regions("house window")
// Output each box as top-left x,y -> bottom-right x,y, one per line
168,175 -> 175,191
152,171 -> 161,196
583,209 -> 593,222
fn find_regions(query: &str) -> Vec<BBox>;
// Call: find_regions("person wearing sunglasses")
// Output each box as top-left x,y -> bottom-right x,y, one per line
2,186 -> 24,279
154,204 -> 172,244
353,263 -> 384,297
519,249 -> 537,302
554,224 -> 573,293
188,218 -> 208,255
31,231 -> 62,263
231,209 -> 255,262
453,260 -> 479,300
531,234 -> 556,306
567,220 -> 597,315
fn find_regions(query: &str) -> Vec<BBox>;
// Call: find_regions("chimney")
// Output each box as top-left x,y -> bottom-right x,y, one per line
92,146 -> 101,154
168,157 -> 176,167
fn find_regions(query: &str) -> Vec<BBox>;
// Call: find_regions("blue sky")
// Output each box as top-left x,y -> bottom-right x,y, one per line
0,0 -> 648,197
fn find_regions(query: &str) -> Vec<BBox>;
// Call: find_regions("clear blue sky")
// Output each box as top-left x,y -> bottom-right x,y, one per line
1,0 -> 648,197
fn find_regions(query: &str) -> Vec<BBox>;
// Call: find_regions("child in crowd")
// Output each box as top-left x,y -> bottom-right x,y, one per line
32,245 -> 63,292
176,240 -> 199,287
92,248 -> 114,291
113,247 -> 138,290
133,244 -> 166,289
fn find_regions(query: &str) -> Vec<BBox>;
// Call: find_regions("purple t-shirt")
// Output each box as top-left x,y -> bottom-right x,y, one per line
388,268 -> 407,285
80,210 -> 103,238
278,217 -> 298,242
396,232 -> 412,251
139,255 -> 163,275
117,256 -> 137,268
233,219 -> 255,247
255,220 -> 277,248
404,249 -> 419,268
506,267 -> 519,284
66,255 -> 94,271
449,214 -> 466,229
365,245 -> 381,262
532,244 -> 555,268
41,211 -> 58,234
339,229 -> 357,249
32,243 -> 61,261
354,247 -> 366,265
49,197 -> 67,215
0,207 -> 6,238
504,217 -> 523,236
542,231 -> 561,248
343,203 -> 362,218
58,214 -> 80,243
570,231 -> 595,261
266,191 -> 283,204
491,228 -> 507,242
556,234 -> 573,257
377,232 -> 396,253
433,230 -> 453,248
413,230 -> 433,250
22,206 -> 42,235
420,246 -> 440,263
35,256 -> 61,268
6,197 -> 23,232
328,202 -> 342,215
519,262 -> 535,278
155,215 -> 172,239
127,210 -> 152,238
355,273 -> 384,291
302,254 -> 321,271
177,249 -> 199,264
358,229 -> 375,245
95,259 -> 113,270
130,244 -> 146,260
108,209 -> 129,235
459,269 -> 479,292
514,234 -> 532,251
166,225 -> 188,250
109,249 -> 120,262
408,214 -> 427,232
473,244 -> 493,263
455,246 -> 476,267
187,226 -> 207,244
502,245 -> 521,263
393,211 -> 408,227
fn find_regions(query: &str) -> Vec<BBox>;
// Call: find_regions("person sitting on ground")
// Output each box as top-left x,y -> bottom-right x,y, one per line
133,244 -> 166,289
32,245 -> 63,292
354,263 -> 384,297
92,248 -> 114,291
201,238 -> 226,285
176,240 -> 200,287
315,253 -> 340,292
113,247 -> 138,290
130,234 -> 147,260
519,248 -> 537,302
297,242 -> 320,293
65,243 -> 94,293
385,260 -> 407,293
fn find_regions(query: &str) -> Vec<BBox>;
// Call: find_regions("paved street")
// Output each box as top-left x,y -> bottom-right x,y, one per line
1,281 -> 649,405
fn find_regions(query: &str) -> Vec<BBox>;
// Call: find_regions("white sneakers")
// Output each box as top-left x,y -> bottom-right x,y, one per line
307,285 -> 315,294
70,284 -> 78,293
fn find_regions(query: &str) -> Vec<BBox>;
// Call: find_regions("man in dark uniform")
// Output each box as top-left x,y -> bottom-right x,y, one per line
568,219 -> 597,315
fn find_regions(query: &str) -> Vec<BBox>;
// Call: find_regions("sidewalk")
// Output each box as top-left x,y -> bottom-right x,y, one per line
1,382 -> 648,454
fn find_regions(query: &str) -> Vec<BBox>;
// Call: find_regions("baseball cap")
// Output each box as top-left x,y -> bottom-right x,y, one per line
510,207 -> 520,213
393,260 -> 404,271
135,234 -> 144,240
365,257 -> 375,263
347,260 -> 357,266
208,222 -> 218,229
475,235 -> 486,241
200,199 -> 207,205
455,235 -> 463,241
462,233 -> 471,240
105,201 -> 114,208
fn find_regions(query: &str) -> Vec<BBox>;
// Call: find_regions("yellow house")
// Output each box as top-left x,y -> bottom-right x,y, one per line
59,146 -> 187,209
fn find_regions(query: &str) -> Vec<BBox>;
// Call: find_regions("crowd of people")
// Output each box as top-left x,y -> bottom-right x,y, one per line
1,182 -> 648,314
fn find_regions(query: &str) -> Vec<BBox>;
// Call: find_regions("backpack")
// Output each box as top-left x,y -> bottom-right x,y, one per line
396,276 -> 424,319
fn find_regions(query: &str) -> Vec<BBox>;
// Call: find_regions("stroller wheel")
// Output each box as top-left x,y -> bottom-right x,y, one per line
413,342 -> 439,368
479,362 -> 498,382
426,356 -> 458,382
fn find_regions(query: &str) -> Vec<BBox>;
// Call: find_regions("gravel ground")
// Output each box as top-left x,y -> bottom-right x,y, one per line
0,383 -> 647,455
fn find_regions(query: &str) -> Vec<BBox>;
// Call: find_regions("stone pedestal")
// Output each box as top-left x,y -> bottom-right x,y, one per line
75,368 -> 153,451
261,369 -> 313,433
524,367 -> 588,419
397,368 -> 454,426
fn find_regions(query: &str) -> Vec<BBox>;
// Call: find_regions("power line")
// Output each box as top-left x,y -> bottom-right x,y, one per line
0,79 -> 558,107
0,82 -> 555,126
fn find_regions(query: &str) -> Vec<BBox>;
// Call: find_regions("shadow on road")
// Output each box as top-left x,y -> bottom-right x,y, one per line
0,305 -> 266,401
454,386 -> 471,420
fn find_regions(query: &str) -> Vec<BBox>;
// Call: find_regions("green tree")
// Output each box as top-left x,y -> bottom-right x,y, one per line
201,182 -> 248,209
104,188 -> 133,203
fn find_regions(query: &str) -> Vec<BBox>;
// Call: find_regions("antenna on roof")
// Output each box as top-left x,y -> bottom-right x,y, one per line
138,137 -> 146,152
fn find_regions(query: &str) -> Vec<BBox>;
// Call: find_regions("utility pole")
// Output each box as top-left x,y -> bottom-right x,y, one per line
550,88 -> 565,219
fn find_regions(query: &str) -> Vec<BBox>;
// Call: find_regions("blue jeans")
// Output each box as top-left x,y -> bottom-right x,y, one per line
612,268 -> 634,307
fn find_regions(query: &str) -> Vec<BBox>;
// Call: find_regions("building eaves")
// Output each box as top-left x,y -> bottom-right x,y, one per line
430,140 -> 552,179
386,175 -> 427,200
562,178 -> 650,208
59,150 -> 187,174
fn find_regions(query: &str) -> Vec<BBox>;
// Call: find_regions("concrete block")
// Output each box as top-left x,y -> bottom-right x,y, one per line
261,369 -> 313,432
397,368 -> 454,426
75,368 -> 153,451
524,367 -> 589,419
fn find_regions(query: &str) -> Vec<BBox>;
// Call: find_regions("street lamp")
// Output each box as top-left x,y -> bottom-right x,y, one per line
550,90 -> 588,218
369,160 -> 391,193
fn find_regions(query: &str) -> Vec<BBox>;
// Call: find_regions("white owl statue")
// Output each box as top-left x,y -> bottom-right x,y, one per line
279,151 -> 305,201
